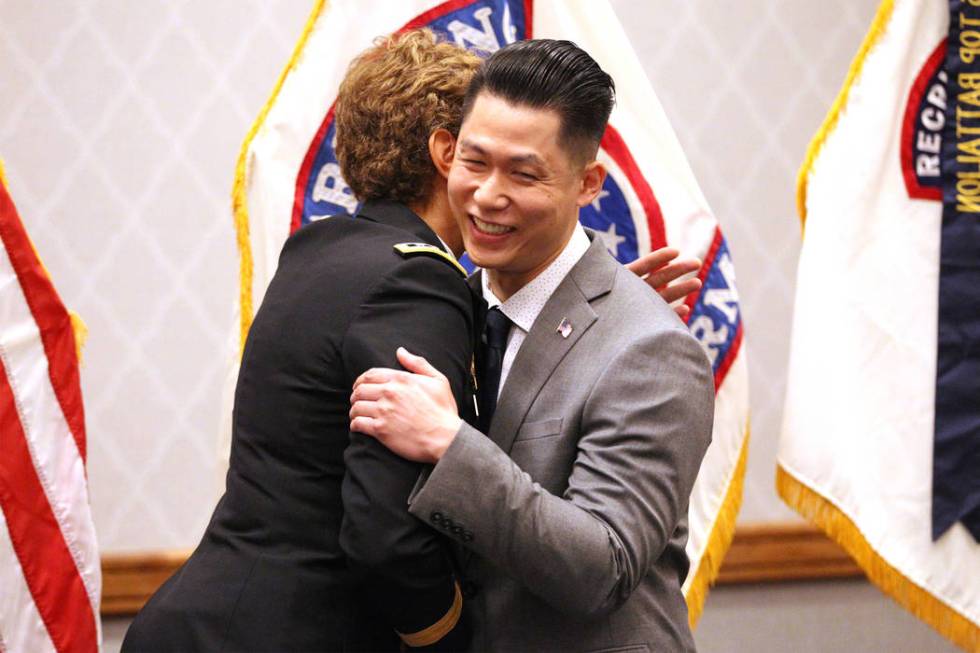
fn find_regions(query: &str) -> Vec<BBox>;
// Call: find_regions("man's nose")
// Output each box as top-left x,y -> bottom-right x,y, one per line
472,171 -> 509,211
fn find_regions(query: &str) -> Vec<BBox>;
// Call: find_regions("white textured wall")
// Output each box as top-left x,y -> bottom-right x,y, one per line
616,0 -> 883,523
1,0 -> 310,550
0,0 -> 879,550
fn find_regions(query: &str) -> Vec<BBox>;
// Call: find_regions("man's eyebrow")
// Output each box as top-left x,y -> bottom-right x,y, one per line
508,152 -> 546,167
457,139 -> 486,155
457,140 -> 546,167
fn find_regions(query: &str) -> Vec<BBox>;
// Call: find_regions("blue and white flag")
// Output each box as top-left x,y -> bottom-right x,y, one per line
781,0 -> 979,648
227,0 -> 749,624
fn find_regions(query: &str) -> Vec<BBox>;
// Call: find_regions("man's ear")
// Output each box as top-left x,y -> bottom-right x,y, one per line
577,160 -> 607,208
428,128 -> 456,180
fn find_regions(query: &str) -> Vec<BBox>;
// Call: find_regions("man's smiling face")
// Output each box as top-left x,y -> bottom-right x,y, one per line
448,92 -> 604,298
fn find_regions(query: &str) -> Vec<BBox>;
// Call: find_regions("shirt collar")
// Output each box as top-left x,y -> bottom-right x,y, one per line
481,223 -> 590,333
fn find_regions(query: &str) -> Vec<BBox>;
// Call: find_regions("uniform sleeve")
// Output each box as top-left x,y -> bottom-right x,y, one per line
339,255 -> 473,649
408,328 -> 714,618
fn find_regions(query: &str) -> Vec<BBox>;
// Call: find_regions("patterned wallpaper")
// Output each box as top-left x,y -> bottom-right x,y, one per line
0,0 -> 879,551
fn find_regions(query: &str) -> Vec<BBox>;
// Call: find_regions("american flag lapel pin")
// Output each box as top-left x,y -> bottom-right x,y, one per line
557,317 -> 573,339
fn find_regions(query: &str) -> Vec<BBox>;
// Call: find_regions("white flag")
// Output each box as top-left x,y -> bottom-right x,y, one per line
780,0 -> 979,649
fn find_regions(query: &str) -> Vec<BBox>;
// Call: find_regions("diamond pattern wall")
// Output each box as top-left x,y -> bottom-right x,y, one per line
0,0 -> 879,551
0,0 -> 310,550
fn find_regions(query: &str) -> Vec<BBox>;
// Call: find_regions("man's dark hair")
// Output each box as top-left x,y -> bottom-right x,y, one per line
461,39 -> 615,162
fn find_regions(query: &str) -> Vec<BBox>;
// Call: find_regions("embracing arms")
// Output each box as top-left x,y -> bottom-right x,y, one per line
351,328 -> 714,617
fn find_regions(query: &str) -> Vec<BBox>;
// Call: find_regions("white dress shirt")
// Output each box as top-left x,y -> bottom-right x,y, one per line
481,224 -> 591,396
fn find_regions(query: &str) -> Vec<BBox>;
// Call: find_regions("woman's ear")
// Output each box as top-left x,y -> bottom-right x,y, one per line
428,128 -> 456,180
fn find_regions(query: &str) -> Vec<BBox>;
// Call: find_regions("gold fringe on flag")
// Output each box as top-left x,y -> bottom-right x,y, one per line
69,311 -> 88,362
685,421 -> 750,627
795,0 -> 895,230
231,0 -> 330,356
777,466 -> 979,652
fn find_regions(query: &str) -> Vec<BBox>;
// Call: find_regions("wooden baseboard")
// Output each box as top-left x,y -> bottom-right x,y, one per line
100,522 -> 862,617
101,549 -> 193,616
715,522 -> 861,584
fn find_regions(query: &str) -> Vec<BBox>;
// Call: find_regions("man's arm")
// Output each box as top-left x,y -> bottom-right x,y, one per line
340,255 -> 472,649
351,329 -> 714,617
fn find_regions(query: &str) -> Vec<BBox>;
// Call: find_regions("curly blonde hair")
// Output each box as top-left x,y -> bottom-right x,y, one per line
335,30 -> 482,206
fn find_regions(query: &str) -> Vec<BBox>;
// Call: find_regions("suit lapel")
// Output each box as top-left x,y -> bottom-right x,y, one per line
489,283 -> 595,452
488,235 -> 617,453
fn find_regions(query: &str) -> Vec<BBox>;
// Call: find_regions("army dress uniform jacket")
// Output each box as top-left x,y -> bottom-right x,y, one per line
122,201 -> 479,652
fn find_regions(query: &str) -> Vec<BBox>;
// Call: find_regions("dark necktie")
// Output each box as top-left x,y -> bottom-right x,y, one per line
478,307 -> 511,433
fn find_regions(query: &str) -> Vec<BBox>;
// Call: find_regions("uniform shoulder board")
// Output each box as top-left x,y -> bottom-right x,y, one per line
393,243 -> 467,278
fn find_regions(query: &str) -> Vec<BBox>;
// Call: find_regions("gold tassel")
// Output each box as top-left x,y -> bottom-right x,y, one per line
685,421 -> 751,627
777,465 -> 979,652
796,0 -> 896,232
231,0 -> 330,356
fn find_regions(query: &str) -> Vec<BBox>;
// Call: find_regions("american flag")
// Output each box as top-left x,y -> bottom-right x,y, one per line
0,164 -> 101,652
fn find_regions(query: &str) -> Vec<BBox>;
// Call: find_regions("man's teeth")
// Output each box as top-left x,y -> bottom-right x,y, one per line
473,216 -> 513,235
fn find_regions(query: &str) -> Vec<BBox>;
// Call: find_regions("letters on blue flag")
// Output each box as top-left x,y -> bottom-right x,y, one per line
934,0 -> 980,541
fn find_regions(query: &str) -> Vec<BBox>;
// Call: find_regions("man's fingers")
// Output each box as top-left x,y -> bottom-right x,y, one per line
353,367 -> 410,389
625,247 -> 679,278
396,347 -> 444,379
674,304 -> 691,320
350,402 -> 387,437
645,259 -> 702,290
659,277 -> 702,304
350,382 -> 387,403
349,399 -> 381,421
350,415 -> 380,437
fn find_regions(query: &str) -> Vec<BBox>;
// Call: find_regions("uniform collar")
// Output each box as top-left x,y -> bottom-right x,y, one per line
356,200 -> 446,252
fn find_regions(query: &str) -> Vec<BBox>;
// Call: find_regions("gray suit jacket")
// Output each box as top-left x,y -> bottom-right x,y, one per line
409,234 -> 715,652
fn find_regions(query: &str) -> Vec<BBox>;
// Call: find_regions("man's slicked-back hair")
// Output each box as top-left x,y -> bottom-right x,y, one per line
461,39 -> 615,162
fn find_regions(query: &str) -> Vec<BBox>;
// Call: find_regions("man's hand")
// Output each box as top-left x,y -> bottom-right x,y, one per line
626,247 -> 702,320
350,348 -> 462,463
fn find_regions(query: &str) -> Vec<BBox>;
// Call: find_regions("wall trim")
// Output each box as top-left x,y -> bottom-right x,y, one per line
100,522 -> 862,616
715,522 -> 861,584
101,549 -> 193,616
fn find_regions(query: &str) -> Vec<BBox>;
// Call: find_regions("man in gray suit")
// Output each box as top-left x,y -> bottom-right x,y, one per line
351,39 -> 714,652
